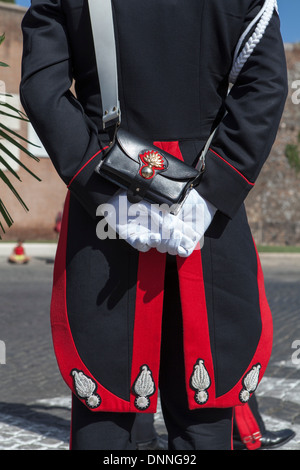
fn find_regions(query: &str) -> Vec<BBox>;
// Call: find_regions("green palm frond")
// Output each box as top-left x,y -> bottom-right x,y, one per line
0,32 -> 41,237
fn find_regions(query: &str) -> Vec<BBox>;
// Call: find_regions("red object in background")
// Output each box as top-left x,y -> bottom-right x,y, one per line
8,241 -> 30,264
14,245 -> 25,256
54,211 -> 62,234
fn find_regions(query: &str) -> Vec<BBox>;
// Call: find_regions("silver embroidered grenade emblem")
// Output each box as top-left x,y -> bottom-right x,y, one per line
132,365 -> 156,410
190,359 -> 211,405
71,369 -> 101,409
139,150 -> 167,179
239,364 -> 261,403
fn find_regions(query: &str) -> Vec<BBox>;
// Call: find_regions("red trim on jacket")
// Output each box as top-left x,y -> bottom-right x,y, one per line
50,141 -> 273,413
153,142 -> 272,409
67,146 -> 109,188
50,190 -> 133,412
209,148 -> 255,186
176,237 -> 273,409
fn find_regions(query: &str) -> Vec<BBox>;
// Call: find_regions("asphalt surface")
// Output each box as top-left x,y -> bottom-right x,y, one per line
0,243 -> 300,451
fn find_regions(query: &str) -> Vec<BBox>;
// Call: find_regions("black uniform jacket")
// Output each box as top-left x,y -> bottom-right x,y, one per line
20,0 -> 288,412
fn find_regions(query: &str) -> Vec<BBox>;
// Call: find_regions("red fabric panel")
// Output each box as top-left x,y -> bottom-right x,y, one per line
177,251 -> 216,409
50,191 -> 132,412
130,249 -> 166,412
235,404 -> 262,450
50,140 -> 273,413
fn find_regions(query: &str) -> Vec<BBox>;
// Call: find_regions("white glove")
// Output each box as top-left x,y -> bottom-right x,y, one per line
148,208 -> 201,257
99,190 -> 200,255
176,189 -> 217,250
99,191 -> 152,252
98,189 -> 216,256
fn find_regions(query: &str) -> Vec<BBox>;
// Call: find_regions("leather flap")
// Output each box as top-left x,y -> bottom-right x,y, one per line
116,129 -> 199,181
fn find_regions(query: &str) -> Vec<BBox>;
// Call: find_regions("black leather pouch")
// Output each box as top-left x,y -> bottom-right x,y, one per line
95,129 -> 203,214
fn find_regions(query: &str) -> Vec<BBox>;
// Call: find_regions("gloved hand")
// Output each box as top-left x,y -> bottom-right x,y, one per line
148,206 -> 201,257
175,189 -> 217,249
99,191 -> 153,252
99,190 -> 201,255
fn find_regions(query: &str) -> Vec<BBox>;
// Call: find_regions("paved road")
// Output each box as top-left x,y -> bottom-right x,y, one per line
0,245 -> 300,450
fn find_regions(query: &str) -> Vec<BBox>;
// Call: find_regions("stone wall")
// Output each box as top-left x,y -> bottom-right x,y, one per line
0,3 -> 66,241
245,44 -> 300,246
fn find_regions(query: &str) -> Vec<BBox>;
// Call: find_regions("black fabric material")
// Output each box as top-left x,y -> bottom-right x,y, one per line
201,204 -> 262,397
20,0 -> 286,444
71,395 -> 137,450
134,413 -> 156,444
159,255 -> 233,451
70,255 -> 233,451
20,0 -> 288,221
248,394 -> 266,434
64,191 -> 262,403
66,193 -> 139,402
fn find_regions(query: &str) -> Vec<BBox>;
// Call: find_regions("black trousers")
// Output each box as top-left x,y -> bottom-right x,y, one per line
70,255 -> 233,450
